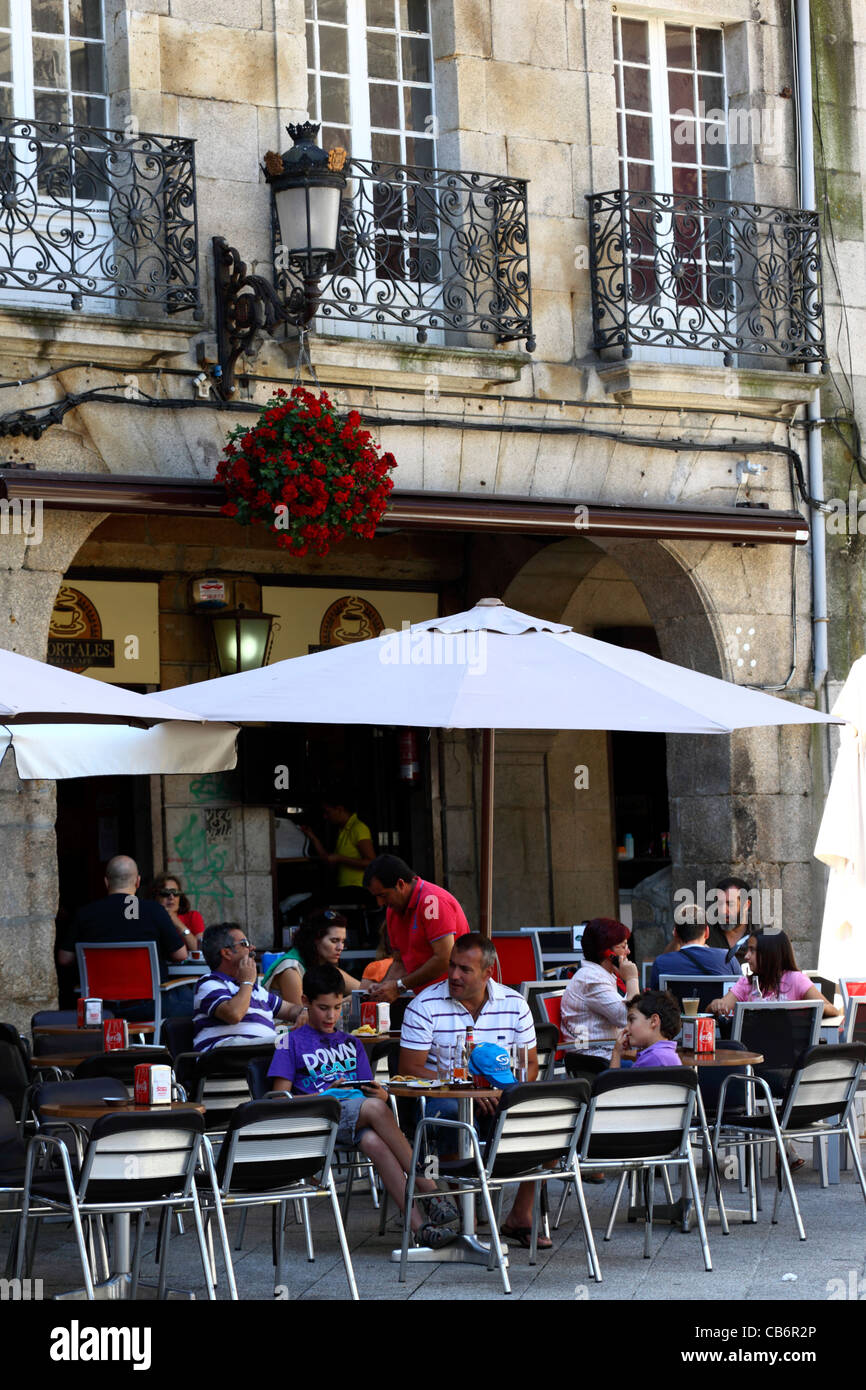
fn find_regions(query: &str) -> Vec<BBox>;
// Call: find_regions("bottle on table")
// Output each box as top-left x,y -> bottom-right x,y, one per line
454,1026 -> 474,1081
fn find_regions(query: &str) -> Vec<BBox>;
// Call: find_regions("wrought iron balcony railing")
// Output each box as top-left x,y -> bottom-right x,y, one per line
0,117 -> 201,315
587,189 -> 824,366
273,157 -> 534,350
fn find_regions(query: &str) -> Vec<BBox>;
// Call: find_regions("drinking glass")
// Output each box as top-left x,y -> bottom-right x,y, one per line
436,1044 -> 453,1083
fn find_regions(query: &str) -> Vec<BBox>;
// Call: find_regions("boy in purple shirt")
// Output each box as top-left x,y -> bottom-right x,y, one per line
268,963 -> 459,1249
609,989 -> 682,1068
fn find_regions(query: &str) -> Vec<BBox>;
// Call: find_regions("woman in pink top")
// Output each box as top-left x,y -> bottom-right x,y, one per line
710,931 -> 840,1018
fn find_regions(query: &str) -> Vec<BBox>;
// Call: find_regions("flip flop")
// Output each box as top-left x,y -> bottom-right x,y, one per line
501,1223 -> 553,1250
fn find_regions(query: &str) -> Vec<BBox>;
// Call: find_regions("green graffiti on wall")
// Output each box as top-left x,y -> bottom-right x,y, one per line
172,813 -> 234,917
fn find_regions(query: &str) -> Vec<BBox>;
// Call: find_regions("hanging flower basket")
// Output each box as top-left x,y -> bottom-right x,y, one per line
215,386 -> 396,557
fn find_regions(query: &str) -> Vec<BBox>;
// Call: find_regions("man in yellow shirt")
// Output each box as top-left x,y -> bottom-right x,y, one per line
302,792 -> 376,891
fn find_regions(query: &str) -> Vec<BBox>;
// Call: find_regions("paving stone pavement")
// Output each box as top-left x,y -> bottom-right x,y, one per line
8,1146 -> 866,1305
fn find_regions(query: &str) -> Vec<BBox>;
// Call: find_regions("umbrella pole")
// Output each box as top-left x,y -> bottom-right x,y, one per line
480,728 -> 494,938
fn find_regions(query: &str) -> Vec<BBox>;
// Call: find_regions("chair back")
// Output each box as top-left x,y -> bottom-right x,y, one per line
75,941 -> 163,1038
74,1048 -> 173,1094
79,1109 -> 204,1204
841,979 -> 866,1013
30,1009 -> 115,1058
32,1076 -> 129,1125
659,974 -> 741,1014
162,1016 -> 195,1059
564,1051 -> 609,1087
492,933 -> 543,989
534,1023 -> 559,1081
779,1044 -> 866,1129
0,1093 -> 25,1174
176,1045 -> 276,1130
542,993 -> 563,1036
216,1096 -> 341,1192
520,980 -> 567,1027
485,1080 -> 590,1178
731,1000 -> 823,1072
582,1068 -> 698,1162
0,1040 -> 30,1118
843,998 -> 866,1049
804,972 -> 836,1004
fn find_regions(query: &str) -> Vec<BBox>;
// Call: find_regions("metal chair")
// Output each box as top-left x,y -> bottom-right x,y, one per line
14,1107 -> 230,1300
401,1080 -> 599,1295
75,941 -> 164,1037
491,933 -> 544,989
535,1024 -> 560,1082
658,974 -> 742,1014
203,1096 -> 358,1299
174,1045 -> 276,1133
162,1016 -> 195,1060
579,1067 -> 713,1273
520,980 -> 567,1028
713,1043 -> 866,1240
730,999 -> 824,1096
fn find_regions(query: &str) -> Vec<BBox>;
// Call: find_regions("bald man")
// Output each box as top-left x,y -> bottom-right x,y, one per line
58,854 -> 194,1020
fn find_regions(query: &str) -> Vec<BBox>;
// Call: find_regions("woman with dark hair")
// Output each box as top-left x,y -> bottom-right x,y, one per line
149,872 -> 205,950
710,930 -> 840,1018
561,917 -> 639,1059
261,908 -> 364,1006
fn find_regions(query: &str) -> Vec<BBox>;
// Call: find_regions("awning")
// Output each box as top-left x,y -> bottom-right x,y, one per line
0,470 -> 809,545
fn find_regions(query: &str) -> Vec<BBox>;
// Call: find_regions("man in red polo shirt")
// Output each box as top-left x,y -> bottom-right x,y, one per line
364,854 -> 470,1003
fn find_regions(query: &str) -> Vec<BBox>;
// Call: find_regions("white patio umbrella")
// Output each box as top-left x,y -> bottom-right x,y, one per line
816,657 -> 866,982
157,599 -> 841,930
0,646 -> 238,778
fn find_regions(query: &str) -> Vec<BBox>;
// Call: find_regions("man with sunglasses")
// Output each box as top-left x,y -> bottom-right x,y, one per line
57,853 -> 196,1019
194,923 -> 305,1052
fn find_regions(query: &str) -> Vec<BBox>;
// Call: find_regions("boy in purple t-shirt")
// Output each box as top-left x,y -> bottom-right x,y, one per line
268,963 -> 459,1249
610,989 -> 682,1069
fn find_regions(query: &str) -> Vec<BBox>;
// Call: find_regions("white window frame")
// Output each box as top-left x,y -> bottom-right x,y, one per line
304,0 -> 440,343
614,11 -> 732,363
0,0 -> 110,310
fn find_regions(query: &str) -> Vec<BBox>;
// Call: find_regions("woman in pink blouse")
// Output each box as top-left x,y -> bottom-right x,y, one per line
710,930 -> 840,1019
561,917 -> 640,1059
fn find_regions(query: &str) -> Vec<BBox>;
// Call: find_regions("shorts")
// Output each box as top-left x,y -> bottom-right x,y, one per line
335,1092 -> 369,1147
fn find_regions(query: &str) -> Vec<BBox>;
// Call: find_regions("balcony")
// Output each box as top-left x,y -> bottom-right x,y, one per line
273,157 -> 534,351
0,117 -> 201,316
587,189 -> 825,367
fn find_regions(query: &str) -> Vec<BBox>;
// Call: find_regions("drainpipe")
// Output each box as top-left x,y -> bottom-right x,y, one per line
794,0 -> 829,715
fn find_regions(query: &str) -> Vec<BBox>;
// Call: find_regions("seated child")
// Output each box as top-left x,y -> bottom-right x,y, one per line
609,989 -> 682,1068
268,963 -> 458,1248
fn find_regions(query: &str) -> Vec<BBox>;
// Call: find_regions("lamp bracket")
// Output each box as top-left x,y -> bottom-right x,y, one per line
212,236 -> 311,399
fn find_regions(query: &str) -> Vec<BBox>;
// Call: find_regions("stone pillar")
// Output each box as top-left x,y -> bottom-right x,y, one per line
0,511 -> 101,1029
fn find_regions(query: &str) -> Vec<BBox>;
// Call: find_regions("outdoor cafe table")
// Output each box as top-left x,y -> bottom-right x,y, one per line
32,1024 -> 155,1036
383,1081 -> 506,1268
30,1043 -> 161,1072
37,1099 -> 206,1300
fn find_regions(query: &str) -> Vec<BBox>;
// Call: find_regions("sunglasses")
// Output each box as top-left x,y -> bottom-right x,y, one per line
231,938 -> 252,949
158,889 -> 180,898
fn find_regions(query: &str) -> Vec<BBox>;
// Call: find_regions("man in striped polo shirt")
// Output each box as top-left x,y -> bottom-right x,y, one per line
399,932 -> 549,1248
193,923 -> 303,1052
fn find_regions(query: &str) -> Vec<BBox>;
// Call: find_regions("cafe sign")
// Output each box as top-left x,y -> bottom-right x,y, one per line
48,580 -> 160,683
262,586 -> 438,661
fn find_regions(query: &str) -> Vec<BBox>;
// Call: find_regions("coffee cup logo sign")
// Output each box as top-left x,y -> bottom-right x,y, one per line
48,586 -> 115,672
312,596 -> 385,653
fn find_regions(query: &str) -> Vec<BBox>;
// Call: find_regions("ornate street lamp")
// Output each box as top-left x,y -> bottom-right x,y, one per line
212,122 -> 346,399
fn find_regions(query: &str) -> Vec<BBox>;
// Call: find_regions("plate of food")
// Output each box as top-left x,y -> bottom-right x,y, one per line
389,1075 -> 439,1088
351,1025 -> 377,1036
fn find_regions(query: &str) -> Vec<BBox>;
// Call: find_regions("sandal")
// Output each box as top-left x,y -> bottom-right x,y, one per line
501,1223 -> 553,1250
415,1222 -> 458,1250
422,1192 -> 460,1226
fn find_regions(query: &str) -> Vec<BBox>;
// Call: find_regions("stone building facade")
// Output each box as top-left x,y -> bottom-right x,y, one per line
0,0 -> 859,1026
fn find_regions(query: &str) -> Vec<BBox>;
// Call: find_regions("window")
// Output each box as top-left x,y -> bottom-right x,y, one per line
614,15 -> 729,203
1,0 -> 106,126
305,0 -> 435,168
303,0 -> 438,341
613,14 -> 731,363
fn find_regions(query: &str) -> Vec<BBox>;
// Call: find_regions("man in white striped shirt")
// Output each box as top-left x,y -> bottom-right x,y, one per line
399,933 -> 549,1248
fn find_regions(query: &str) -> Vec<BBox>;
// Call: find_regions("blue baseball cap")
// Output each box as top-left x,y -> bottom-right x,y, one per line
468,1043 -> 516,1087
